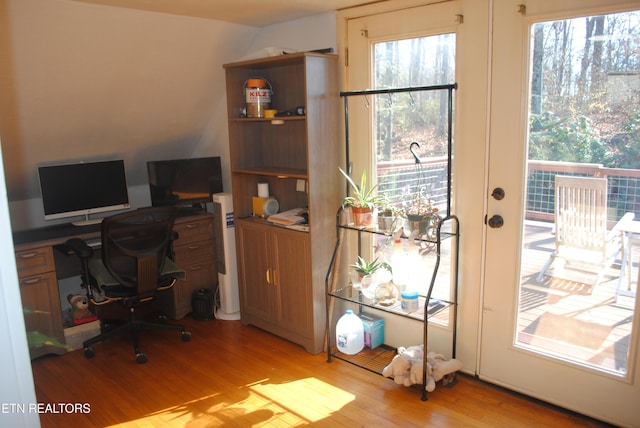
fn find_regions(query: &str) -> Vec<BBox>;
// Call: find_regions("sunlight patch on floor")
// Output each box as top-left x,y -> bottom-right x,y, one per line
105,378 -> 355,427
250,377 -> 355,423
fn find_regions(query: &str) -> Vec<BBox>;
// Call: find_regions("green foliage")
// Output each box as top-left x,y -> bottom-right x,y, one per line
350,256 -> 392,275
529,109 -> 640,169
607,109 -> 640,169
529,112 -> 607,164
339,167 -> 383,210
377,194 -> 401,216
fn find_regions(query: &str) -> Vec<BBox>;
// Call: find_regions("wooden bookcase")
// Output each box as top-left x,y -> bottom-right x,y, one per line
224,52 -> 339,354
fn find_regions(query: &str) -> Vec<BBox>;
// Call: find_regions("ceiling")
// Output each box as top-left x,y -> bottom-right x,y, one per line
74,0 -> 375,27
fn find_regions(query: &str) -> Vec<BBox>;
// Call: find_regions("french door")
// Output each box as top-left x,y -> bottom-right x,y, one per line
482,1 -> 640,426
343,0 -> 640,426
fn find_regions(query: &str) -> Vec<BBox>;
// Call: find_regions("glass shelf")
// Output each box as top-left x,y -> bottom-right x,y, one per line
337,221 -> 457,243
329,284 -> 453,322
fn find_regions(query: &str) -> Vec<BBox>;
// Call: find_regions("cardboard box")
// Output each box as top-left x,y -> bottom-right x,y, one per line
360,312 -> 384,349
64,320 -> 100,351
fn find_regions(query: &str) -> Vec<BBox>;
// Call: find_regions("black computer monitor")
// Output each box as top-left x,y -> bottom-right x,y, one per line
147,157 -> 223,211
38,160 -> 130,226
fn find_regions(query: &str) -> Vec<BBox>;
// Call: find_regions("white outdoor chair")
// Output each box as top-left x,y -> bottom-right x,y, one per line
537,175 -> 634,292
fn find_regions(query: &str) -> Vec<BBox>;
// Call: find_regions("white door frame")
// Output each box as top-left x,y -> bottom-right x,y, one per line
337,0 -> 490,372
481,1 -> 640,426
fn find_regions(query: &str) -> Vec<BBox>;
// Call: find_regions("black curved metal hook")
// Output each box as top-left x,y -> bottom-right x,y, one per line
410,141 -> 421,164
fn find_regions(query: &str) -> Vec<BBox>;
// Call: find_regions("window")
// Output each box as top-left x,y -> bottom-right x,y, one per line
372,34 -> 456,213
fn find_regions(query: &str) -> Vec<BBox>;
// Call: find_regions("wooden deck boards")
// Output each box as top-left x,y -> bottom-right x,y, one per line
519,221 -> 637,373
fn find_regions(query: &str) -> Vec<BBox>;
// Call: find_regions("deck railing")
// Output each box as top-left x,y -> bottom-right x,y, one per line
377,159 -> 640,222
526,161 -> 640,222
377,157 -> 450,213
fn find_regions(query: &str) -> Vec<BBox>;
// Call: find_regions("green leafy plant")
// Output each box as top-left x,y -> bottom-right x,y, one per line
403,186 -> 435,218
377,194 -> 400,217
376,195 -> 401,233
350,256 -> 392,276
339,167 -> 384,210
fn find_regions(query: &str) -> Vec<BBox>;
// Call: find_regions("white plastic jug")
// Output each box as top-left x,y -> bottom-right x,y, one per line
336,310 -> 364,355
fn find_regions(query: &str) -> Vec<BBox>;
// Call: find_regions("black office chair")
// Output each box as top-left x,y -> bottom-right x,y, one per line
66,206 -> 191,364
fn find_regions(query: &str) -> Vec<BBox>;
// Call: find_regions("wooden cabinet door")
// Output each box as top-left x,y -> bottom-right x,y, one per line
236,221 -> 273,321
272,228 -> 312,337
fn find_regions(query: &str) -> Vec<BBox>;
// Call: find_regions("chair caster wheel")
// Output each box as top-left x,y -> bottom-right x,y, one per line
181,331 -> 192,342
136,353 -> 148,364
84,347 -> 95,359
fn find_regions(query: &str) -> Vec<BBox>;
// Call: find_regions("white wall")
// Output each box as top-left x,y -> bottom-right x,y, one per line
2,4 -> 338,232
2,0 -> 259,230
244,12 -> 337,55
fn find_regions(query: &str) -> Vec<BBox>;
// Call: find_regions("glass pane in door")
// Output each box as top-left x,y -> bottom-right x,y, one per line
373,35 -> 455,213
518,10 -> 640,376
371,34 -> 456,312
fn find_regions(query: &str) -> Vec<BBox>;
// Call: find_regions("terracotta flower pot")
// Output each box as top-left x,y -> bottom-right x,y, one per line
351,206 -> 374,227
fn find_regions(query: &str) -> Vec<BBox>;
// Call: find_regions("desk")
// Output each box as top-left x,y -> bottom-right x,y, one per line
14,212 -> 216,359
618,220 -> 640,302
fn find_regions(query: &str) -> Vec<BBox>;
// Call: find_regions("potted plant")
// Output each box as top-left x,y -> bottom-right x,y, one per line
377,195 -> 400,234
403,186 -> 437,236
350,256 -> 392,299
339,167 -> 384,227
350,255 -> 392,277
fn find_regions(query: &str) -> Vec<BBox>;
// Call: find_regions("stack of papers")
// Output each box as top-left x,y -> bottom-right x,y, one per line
268,208 -> 306,226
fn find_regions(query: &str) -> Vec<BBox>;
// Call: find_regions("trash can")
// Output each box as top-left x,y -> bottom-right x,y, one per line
192,288 -> 214,321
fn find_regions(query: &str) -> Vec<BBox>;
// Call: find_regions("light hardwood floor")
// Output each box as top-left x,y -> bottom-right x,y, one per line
31,316 -> 612,427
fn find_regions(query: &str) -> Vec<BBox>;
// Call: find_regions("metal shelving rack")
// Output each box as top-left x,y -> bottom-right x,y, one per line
325,83 -> 459,401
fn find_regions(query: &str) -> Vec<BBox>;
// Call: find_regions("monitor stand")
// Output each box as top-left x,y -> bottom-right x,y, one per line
71,215 -> 103,227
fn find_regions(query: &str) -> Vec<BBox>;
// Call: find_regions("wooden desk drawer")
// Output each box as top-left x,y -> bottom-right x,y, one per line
174,217 -> 214,244
174,240 -> 215,265
19,271 -> 63,341
15,246 -> 55,277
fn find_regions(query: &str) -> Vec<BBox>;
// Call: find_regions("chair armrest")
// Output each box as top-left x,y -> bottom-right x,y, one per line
65,237 -> 93,259
612,212 -> 635,231
607,212 -> 636,241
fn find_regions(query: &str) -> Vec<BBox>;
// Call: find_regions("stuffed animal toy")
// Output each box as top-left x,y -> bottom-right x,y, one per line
410,359 -> 436,392
398,345 -> 424,362
67,293 -> 93,322
382,352 -> 413,386
382,345 -> 424,386
430,352 -> 463,385
409,351 -> 464,391
384,344 -> 464,392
